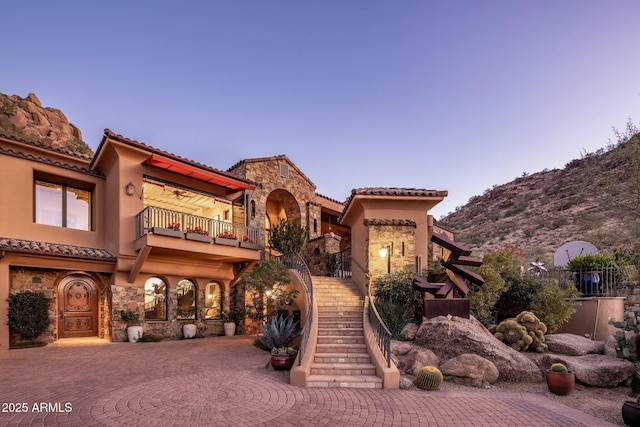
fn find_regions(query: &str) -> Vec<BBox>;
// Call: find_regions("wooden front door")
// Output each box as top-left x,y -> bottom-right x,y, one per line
58,276 -> 99,338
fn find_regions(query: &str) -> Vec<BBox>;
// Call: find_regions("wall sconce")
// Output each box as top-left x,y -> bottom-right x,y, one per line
125,182 -> 136,196
379,245 -> 391,274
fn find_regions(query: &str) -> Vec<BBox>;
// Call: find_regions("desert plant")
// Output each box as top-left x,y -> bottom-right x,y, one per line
566,253 -> 613,271
374,300 -> 416,340
492,311 -> 548,353
270,346 -> 297,356
268,218 -> 308,254
7,291 -> 50,339
373,270 -> 423,322
257,314 -> 302,351
529,283 -> 579,333
549,363 -> 568,373
414,366 -> 444,391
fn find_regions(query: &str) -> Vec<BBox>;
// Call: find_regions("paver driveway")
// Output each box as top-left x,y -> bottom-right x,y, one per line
0,336 -> 615,426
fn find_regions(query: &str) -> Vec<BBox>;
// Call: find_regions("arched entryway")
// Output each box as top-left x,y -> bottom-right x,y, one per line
57,275 -> 99,338
265,189 -> 301,238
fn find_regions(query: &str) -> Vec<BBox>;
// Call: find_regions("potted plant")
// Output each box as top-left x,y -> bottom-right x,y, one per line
151,222 -> 183,238
221,308 -> 241,336
545,362 -> 575,396
215,231 -> 239,246
178,307 -> 197,339
623,361 -> 640,426
185,226 -> 212,243
120,309 -> 143,343
566,253 -> 613,296
257,314 -> 302,370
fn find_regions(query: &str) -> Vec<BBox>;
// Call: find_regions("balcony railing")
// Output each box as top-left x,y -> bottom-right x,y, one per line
135,206 -> 261,248
536,266 -> 620,297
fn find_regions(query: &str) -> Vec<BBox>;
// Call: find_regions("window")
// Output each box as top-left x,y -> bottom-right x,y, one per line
280,162 -> 289,178
250,200 -> 256,218
205,281 -> 222,319
144,277 -> 167,320
177,279 -> 196,320
35,180 -> 91,230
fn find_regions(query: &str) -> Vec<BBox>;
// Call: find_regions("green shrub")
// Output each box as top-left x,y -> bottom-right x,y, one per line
373,270 -> 423,322
374,300 -> 416,339
8,291 -> 50,339
566,253 -> 613,270
530,283 -> 579,333
494,273 -> 543,323
241,260 -> 297,322
137,334 -> 163,342
268,218 -> 308,254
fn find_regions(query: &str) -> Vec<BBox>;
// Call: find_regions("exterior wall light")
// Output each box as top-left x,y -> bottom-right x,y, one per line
125,182 -> 136,196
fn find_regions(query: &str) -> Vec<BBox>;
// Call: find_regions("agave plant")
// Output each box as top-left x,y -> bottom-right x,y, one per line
257,314 -> 302,351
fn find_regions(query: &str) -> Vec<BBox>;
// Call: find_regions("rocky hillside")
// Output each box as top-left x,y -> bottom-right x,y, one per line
438,126 -> 640,263
0,92 -> 92,155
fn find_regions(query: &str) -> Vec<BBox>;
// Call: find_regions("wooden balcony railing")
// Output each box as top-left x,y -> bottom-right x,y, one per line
135,206 -> 261,249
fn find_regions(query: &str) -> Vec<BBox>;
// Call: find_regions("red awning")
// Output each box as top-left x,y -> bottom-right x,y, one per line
142,154 -> 255,191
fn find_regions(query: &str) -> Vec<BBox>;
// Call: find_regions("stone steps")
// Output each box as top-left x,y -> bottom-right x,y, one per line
308,276 -> 381,389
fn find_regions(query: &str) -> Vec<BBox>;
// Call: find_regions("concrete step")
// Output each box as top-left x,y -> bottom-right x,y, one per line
318,323 -> 363,330
306,374 -> 383,389
314,352 -> 372,364
311,363 -> 377,376
318,328 -> 364,336
315,343 -> 368,354
317,335 -> 364,345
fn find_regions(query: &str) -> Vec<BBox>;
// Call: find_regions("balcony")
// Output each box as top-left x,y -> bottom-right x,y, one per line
135,206 -> 261,250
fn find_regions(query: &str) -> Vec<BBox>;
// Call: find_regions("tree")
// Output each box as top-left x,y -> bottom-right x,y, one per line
241,260 -> 298,322
268,218 -> 308,254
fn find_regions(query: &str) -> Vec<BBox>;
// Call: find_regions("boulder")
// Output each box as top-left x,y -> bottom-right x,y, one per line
440,354 -> 499,387
545,333 -> 604,356
414,315 -> 542,382
399,376 -> 415,390
398,347 -> 440,375
399,323 -> 419,341
391,340 -> 413,356
540,353 -> 633,387
604,334 -> 620,358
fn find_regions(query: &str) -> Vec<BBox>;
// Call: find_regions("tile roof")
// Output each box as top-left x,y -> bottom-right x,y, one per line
0,144 -> 104,178
316,192 -> 344,205
0,238 -> 116,261
0,132 -> 92,160
363,218 -> 417,227
340,187 -> 448,221
93,129 -> 255,187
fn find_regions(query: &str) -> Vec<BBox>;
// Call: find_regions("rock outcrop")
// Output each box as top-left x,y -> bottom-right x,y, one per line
539,353 -> 632,387
545,333 -> 605,356
439,354 -> 500,387
413,315 -> 542,382
0,92 -> 92,155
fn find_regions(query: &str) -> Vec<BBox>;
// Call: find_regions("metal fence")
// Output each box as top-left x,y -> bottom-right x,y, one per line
367,278 -> 392,368
536,266 -> 619,297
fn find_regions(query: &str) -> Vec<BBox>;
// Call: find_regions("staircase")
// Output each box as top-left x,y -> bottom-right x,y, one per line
306,276 -> 383,389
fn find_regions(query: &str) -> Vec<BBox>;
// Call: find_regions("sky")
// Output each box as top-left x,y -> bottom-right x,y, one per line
2,1 -> 639,219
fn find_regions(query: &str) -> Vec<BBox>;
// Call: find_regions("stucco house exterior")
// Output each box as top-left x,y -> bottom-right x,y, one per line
0,129 -> 448,350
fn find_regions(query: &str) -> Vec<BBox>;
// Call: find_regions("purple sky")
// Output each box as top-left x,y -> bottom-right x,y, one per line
3,1 -> 639,218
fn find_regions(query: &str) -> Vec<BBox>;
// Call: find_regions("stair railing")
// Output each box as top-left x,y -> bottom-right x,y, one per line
266,251 -> 314,366
367,278 -> 392,368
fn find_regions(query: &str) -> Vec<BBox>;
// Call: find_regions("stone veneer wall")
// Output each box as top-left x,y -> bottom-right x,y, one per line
304,233 -> 343,276
614,282 -> 640,318
9,267 -> 111,345
367,224 -> 416,280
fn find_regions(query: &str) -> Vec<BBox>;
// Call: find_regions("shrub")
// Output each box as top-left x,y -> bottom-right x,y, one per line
268,218 -> 308,254
566,253 -> 613,270
373,270 -> 423,322
529,283 -> 579,333
241,260 -> 297,322
8,291 -> 50,339
374,300 -> 416,340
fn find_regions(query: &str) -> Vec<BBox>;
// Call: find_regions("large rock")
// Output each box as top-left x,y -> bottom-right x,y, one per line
545,333 -> 604,356
414,315 -> 542,382
397,347 -> 440,375
399,323 -> 419,341
440,354 -> 499,387
540,353 -> 633,387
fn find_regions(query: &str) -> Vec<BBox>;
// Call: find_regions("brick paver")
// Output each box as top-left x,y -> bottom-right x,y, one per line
0,336 -> 616,426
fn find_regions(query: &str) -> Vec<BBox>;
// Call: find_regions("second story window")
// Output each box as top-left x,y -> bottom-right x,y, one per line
35,180 -> 91,231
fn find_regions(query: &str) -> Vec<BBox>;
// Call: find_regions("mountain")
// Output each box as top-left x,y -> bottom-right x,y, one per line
437,125 -> 640,264
0,92 -> 92,155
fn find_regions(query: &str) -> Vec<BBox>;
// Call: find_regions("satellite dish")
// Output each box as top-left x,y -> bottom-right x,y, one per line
553,241 -> 599,267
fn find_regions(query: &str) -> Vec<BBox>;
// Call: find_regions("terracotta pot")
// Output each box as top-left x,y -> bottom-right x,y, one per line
545,370 -> 575,396
270,354 -> 296,371
622,401 -> 640,427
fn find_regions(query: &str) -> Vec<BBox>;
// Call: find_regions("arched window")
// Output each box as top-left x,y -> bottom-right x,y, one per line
205,281 -> 222,319
177,279 -> 197,320
144,277 -> 167,320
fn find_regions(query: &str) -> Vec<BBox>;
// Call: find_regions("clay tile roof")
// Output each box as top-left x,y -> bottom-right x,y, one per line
340,187 -> 448,221
363,218 -> 417,227
0,238 -> 116,261
0,145 -> 104,178
0,132 -> 92,160
316,192 -> 343,205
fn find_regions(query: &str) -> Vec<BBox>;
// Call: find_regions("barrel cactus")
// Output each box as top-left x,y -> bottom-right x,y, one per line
549,363 -> 568,373
494,311 -> 548,352
414,366 -> 443,391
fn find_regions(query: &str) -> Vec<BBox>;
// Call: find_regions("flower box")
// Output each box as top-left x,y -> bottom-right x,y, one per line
151,227 -> 184,238
185,232 -> 213,243
214,237 -> 239,247
240,241 -> 259,250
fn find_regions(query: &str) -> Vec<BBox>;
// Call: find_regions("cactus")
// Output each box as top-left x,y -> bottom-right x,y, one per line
550,363 -> 568,373
609,312 -> 640,361
494,311 -> 548,352
414,366 -> 443,391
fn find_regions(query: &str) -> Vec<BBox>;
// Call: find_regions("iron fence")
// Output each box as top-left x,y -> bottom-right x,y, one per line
367,279 -> 392,368
536,266 -> 619,297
